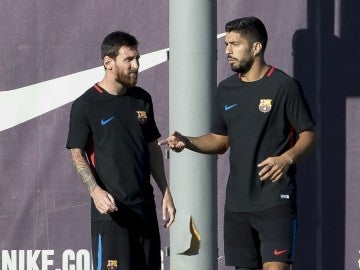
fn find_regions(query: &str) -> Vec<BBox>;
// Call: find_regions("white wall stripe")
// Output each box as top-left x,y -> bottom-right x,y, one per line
0,34 -> 225,132
0,48 -> 169,132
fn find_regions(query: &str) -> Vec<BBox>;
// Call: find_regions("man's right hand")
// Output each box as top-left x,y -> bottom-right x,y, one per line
90,186 -> 118,214
158,131 -> 187,152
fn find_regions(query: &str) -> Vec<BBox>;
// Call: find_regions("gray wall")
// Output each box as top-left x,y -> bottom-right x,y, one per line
0,1 -> 359,269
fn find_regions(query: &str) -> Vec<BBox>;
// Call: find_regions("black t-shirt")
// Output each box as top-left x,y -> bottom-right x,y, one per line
211,67 -> 315,212
66,84 -> 161,220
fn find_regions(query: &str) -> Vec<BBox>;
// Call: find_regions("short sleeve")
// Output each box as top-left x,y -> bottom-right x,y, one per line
142,96 -> 161,143
211,86 -> 228,135
66,99 -> 91,149
285,80 -> 315,133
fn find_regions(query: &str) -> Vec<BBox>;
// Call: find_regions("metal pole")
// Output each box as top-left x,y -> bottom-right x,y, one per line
169,1 -> 217,270
314,1 -> 323,270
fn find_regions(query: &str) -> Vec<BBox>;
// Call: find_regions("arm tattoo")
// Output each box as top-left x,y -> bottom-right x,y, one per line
70,149 -> 98,194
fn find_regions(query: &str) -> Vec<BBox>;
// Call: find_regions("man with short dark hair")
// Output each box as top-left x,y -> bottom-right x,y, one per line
159,17 -> 316,270
67,31 -> 176,270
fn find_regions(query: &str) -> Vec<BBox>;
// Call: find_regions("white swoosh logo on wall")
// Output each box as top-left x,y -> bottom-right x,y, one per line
0,34 -> 225,132
0,48 -> 169,132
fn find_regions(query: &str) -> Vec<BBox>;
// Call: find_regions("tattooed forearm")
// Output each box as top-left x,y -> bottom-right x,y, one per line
70,148 -> 98,194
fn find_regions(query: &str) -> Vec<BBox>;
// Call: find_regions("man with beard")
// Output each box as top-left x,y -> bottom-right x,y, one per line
66,31 -> 176,270
159,17 -> 316,270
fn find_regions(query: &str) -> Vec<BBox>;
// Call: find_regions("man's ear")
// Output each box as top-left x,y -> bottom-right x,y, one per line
253,42 -> 263,56
103,56 -> 113,70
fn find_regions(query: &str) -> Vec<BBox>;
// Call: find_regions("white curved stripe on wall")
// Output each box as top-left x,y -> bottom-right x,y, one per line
0,48 -> 169,132
0,34 -> 225,132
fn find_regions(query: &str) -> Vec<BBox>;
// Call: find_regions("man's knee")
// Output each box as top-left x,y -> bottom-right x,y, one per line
263,261 -> 290,270
235,267 -> 262,270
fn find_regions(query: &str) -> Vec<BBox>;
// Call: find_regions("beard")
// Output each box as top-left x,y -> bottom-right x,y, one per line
115,70 -> 138,87
230,55 -> 254,74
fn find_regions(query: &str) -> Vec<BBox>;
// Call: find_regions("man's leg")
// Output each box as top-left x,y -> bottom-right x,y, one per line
235,267 -> 262,270
92,220 -> 132,270
252,206 -> 296,270
263,261 -> 290,270
224,211 -> 262,269
235,262 -> 291,270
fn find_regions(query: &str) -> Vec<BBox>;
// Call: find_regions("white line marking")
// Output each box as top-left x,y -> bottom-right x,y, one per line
0,33 -> 226,132
0,48 -> 169,132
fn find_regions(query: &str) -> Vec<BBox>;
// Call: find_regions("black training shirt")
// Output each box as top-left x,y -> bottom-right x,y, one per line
66,84 -> 161,220
211,67 -> 315,212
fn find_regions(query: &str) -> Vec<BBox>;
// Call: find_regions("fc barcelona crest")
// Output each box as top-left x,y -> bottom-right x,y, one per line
107,260 -> 118,270
136,111 -> 148,123
258,99 -> 272,113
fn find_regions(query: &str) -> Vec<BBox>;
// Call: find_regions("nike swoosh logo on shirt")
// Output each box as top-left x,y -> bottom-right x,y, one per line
224,104 -> 238,111
274,249 -> 288,256
101,117 -> 115,125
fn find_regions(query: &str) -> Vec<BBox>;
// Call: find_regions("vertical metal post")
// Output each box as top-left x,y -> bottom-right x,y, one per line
314,1 -> 323,270
169,1 -> 217,269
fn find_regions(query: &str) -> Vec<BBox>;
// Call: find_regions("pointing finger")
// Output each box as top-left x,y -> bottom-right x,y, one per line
158,139 -> 169,146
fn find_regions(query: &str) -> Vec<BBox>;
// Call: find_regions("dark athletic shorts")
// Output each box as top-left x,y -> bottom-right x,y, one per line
91,209 -> 161,270
224,205 -> 296,268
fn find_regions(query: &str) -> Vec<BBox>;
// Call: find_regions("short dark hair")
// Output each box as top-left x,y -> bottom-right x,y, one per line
101,31 -> 138,59
225,17 -> 268,52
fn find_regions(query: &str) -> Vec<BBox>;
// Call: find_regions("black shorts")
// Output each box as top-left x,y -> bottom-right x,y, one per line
91,210 -> 160,270
224,205 -> 296,268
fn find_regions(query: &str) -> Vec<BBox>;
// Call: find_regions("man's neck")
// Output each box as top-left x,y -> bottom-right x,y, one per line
97,79 -> 127,95
240,60 -> 270,82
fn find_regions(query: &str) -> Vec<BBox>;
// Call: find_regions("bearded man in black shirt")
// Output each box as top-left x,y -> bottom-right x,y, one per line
159,17 -> 316,270
67,31 -> 176,270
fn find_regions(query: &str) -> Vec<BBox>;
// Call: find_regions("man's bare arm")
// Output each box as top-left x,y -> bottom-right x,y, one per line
70,148 -> 118,214
280,128 -> 317,164
158,131 -> 229,155
185,133 -> 229,154
258,128 -> 317,182
148,141 -> 176,228
70,148 -> 98,193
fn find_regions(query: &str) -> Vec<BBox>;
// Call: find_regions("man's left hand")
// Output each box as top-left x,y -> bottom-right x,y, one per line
257,155 -> 292,182
162,189 -> 176,228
